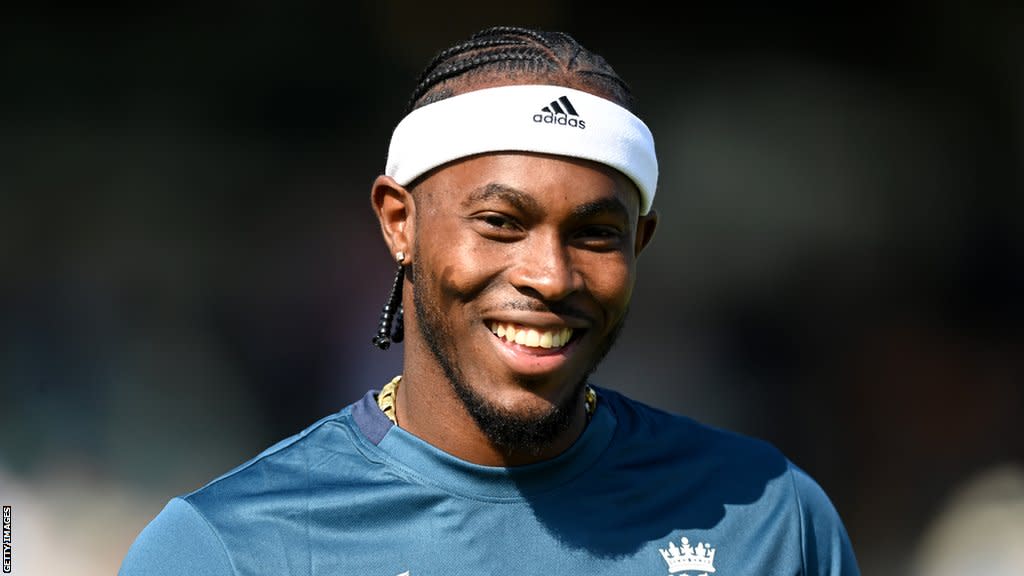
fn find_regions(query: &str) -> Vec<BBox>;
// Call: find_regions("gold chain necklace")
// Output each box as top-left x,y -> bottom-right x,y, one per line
377,375 -> 597,425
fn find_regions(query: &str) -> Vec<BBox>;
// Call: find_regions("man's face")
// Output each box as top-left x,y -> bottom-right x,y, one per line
407,152 -> 655,453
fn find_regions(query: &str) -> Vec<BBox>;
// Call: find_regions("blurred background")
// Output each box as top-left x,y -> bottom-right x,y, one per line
2,1 -> 1022,574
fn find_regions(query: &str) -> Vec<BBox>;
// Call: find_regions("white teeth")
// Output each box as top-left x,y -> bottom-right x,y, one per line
539,332 -> 553,348
488,322 -> 573,349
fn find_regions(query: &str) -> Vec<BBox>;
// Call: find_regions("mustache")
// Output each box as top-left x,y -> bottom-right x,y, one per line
496,299 -> 593,321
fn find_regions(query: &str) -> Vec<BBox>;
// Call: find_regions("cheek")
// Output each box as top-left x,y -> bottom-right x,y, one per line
579,255 -> 635,308
422,227 -> 503,303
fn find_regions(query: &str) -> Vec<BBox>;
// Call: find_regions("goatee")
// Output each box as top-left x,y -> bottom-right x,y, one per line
412,259 -> 627,456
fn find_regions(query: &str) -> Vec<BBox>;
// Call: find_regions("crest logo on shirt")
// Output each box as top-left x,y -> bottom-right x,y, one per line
659,535 -> 716,574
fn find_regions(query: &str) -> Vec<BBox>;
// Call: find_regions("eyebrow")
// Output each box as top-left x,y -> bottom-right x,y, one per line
571,197 -> 630,221
462,183 -> 541,212
462,182 -> 631,222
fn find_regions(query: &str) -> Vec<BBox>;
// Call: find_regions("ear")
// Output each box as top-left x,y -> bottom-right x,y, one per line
371,175 -> 415,261
634,208 -> 658,257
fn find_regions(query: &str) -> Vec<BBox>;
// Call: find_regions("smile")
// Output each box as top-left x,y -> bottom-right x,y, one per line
488,321 -> 573,350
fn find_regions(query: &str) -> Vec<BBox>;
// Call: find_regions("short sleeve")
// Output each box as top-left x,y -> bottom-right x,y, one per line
119,497 -> 235,576
790,464 -> 861,575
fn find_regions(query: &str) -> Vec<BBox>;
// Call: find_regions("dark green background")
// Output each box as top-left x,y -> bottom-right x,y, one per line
2,2 -> 1022,574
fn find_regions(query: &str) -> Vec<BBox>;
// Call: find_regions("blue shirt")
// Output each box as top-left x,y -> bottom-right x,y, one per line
120,386 -> 859,575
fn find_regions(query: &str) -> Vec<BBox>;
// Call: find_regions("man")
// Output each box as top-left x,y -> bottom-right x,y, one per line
120,25 -> 860,575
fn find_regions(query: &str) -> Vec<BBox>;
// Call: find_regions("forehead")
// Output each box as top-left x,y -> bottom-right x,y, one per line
413,152 -> 642,217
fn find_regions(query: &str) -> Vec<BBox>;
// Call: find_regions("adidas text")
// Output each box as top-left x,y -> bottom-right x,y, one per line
532,113 -> 585,128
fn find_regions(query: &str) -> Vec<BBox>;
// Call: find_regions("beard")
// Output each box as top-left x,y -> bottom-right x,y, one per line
411,258 -> 627,458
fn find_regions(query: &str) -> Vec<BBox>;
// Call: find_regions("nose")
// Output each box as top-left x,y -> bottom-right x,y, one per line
507,230 -> 579,301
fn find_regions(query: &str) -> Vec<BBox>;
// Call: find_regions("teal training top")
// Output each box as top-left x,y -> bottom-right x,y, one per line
119,386 -> 860,575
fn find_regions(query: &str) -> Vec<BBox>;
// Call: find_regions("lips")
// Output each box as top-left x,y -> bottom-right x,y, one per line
487,321 -> 573,349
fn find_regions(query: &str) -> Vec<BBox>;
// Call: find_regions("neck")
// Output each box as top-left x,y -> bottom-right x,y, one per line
392,361 -> 592,467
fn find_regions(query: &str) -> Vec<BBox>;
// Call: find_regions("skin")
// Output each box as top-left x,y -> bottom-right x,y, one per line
372,152 -> 657,466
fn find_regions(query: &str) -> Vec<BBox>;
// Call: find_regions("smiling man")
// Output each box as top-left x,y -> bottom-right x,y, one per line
120,26 -> 860,575
376,149 -> 654,466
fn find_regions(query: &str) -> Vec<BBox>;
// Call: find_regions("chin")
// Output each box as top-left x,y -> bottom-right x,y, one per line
454,370 -> 587,456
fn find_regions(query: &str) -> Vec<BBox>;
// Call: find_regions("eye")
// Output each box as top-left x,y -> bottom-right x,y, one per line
482,214 -> 518,231
469,212 -> 525,241
581,227 -> 618,238
573,225 -> 626,250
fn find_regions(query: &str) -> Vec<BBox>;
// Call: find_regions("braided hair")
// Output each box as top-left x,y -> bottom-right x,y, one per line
405,25 -> 636,115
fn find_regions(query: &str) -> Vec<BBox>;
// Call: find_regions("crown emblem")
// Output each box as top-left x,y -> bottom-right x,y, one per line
659,536 -> 716,574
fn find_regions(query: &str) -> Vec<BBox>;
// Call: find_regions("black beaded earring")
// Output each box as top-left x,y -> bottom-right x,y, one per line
372,252 -> 406,350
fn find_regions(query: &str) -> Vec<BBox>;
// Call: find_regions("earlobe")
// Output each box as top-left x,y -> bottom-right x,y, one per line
371,175 -> 415,260
634,209 -> 658,257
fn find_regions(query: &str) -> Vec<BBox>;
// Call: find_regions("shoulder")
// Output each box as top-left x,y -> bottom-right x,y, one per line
197,407 -> 355,489
598,387 -> 860,575
119,497 -> 233,576
119,404 -> 366,575
597,387 -> 795,509
785,462 -> 861,575
598,386 -> 790,469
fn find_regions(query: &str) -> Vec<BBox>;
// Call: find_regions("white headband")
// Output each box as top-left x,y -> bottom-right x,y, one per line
384,84 -> 658,215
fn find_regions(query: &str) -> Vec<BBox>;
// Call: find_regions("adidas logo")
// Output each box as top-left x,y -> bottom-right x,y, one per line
532,95 -> 586,129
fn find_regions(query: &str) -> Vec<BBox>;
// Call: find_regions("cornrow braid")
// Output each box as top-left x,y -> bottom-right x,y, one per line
471,25 -> 550,43
405,25 -> 636,114
424,37 -> 531,72
409,49 -> 556,111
